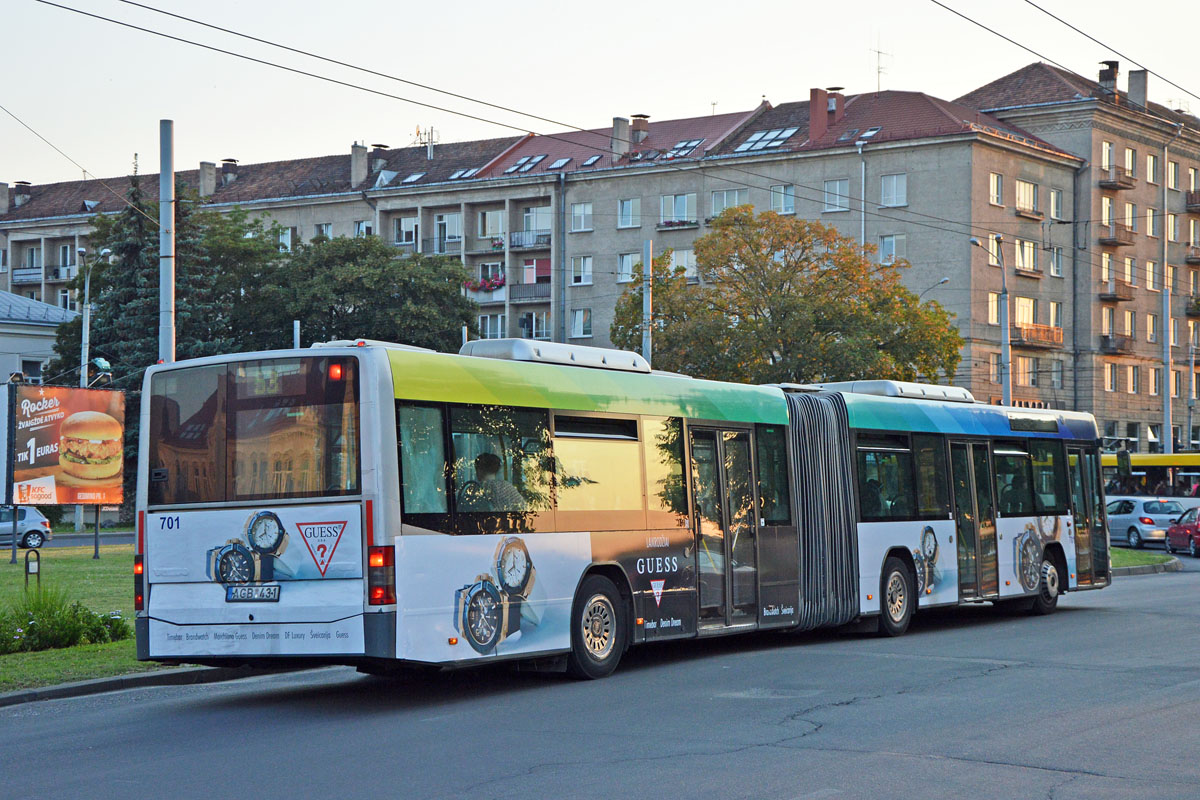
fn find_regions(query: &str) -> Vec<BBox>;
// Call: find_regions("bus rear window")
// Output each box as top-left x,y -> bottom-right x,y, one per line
148,357 -> 360,505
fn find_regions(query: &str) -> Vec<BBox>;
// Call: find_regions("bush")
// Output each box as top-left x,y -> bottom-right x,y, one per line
0,585 -> 132,655
35,505 -> 67,528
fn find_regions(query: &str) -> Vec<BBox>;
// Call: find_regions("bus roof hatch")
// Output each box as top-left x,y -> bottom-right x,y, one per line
459,338 -> 651,373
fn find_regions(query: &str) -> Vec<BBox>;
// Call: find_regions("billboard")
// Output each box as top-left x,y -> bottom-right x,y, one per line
8,385 -> 126,506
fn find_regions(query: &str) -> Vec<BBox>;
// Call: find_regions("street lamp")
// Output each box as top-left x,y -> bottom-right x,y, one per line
75,246 -> 110,538
970,235 -> 1010,406
919,276 -> 950,300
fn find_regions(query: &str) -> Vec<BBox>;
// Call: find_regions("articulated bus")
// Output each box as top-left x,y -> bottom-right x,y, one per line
1100,451 -> 1200,494
135,339 -> 1109,679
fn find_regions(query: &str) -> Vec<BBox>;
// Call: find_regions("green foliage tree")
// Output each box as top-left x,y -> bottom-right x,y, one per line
611,207 -> 963,384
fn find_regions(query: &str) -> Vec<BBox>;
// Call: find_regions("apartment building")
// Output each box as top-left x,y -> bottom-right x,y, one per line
959,61 -> 1200,451
2,62 -> 1196,448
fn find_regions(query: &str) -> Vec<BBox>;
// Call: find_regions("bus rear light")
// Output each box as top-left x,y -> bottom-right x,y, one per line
134,555 -> 145,611
367,545 -> 395,605
328,363 -> 344,381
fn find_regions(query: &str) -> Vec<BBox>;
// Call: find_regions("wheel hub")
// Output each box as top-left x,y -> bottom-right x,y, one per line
581,594 -> 614,659
886,573 -> 906,621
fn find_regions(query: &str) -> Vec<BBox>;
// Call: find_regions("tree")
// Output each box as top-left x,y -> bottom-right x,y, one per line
611,207 -> 962,384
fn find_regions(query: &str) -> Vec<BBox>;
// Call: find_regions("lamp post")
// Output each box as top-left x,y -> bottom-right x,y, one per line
970,236 -> 1010,405
75,247 -> 109,536
919,276 -> 950,300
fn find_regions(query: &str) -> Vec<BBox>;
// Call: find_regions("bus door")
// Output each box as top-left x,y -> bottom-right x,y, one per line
949,441 -> 999,599
689,428 -> 758,628
1068,445 -> 1106,585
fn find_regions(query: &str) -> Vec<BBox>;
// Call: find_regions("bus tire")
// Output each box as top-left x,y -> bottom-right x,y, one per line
877,557 -> 913,637
1029,558 -> 1060,616
567,575 -> 626,680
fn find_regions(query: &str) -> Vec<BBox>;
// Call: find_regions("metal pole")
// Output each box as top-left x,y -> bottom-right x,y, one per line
76,249 -> 90,534
1188,340 -> 1195,450
293,320 -> 300,350
159,119 -> 176,364
93,503 -> 100,559
1164,129 -> 1182,453
7,388 -> 16,565
998,236 -> 1011,406
641,239 -> 653,365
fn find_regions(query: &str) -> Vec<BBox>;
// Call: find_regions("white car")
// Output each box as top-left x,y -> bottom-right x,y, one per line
1105,496 -> 1185,548
0,506 -> 53,549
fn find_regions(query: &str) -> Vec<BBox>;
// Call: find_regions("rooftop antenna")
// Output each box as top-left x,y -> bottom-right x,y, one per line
871,37 -> 890,96
411,125 -> 439,160
711,101 -> 717,116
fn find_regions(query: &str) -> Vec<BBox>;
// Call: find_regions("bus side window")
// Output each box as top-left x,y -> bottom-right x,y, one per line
856,436 -> 916,521
755,424 -> 791,525
993,442 -> 1036,516
644,417 -> 687,528
449,405 -> 553,532
912,434 -> 950,519
397,403 -> 448,514
554,415 -> 643,532
1029,439 -> 1069,515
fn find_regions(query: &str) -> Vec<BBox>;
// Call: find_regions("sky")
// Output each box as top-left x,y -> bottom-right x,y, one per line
3,0 -> 1198,186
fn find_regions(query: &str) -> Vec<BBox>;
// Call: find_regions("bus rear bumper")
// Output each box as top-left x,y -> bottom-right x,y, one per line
138,613 -> 394,661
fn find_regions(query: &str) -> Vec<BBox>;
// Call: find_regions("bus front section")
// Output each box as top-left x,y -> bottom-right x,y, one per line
135,352 -> 387,667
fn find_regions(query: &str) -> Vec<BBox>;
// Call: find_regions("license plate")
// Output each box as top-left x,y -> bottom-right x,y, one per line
225,585 -> 280,602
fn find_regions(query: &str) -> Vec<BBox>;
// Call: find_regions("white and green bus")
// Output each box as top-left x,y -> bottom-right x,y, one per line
135,339 -> 1109,678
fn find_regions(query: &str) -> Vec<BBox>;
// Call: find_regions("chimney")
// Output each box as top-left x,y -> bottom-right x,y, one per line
827,87 -> 846,124
1128,69 -> 1148,110
631,114 -> 650,143
611,117 -> 631,157
13,181 -> 31,208
1099,60 -> 1119,102
351,142 -> 368,188
198,161 -> 217,197
0,183 -> 8,214
370,143 -> 389,172
809,88 -> 829,141
220,158 -> 238,186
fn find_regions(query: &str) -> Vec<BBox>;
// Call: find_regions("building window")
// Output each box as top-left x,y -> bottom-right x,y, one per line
1014,239 -> 1037,272
1127,365 -> 1140,394
1174,370 -> 1183,398
519,311 -> 550,340
1169,161 -> 1180,189
1050,301 -> 1063,328
570,256 -> 593,286
1050,246 -> 1063,277
1015,356 -> 1038,387
478,209 -> 505,237
1015,180 -> 1037,212
1147,154 -> 1159,184
1102,306 -> 1114,335
618,198 -> 641,228
823,179 -> 850,212
1172,317 -> 1180,346
1124,257 -> 1136,285
1148,313 -> 1159,342
1123,309 -> 1135,336
1169,213 -> 1179,242
57,289 -> 72,310
1101,142 -> 1114,170
1102,253 -> 1112,283
1147,208 -> 1160,237
770,184 -> 795,214
989,353 -> 1001,383
989,172 -> 1003,205
277,227 -> 295,253
395,217 -> 418,244
1125,202 -> 1137,231
478,313 -> 506,340
671,249 -> 698,281
1152,368 -> 1161,396
661,193 -> 697,224
570,308 -> 592,338
1147,261 -> 1160,291
0,248 -> 6,272
988,292 -> 1000,325
711,189 -> 748,219
1191,167 -> 1199,192
1105,363 -> 1117,392
987,233 -> 1001,266
617,252 -> 638,283
522,206 -> 551,232
1050,360 -> 1064,389
479,262 -> 503,282
1124,147 -> 1136,176
1014,296 -> 1036,326
881,173 -> 907,207
314,222 -> 332,239
1193,270 -> 1199,296
1193,219 -> 1200,246
879,234 -> 906,265
354,220 -> 373,237
570,202 -> 593,232
1102,196 -> 1113,225
1050,188 -> 1064,220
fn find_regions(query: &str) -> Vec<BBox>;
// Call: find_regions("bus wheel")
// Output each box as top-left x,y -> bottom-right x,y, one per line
878,557 -> 913,637
1030,559 -> 1060,616
567,575 -> 626,680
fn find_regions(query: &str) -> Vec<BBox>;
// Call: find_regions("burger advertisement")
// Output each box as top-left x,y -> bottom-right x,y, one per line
11,386 -> 125,505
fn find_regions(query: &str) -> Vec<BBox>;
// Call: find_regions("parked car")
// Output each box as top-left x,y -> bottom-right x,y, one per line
0,506 -> 53,548
1105,496 -> 1185,548
1166,507 -> 1200,557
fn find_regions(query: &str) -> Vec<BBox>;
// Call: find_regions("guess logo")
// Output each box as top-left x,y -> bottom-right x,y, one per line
295,521 -> 347,576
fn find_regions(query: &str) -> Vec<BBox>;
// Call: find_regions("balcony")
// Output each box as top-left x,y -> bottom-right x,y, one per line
1014,205 -> 1044,221
509,282 -> 551,303
1187,246 -> 1200,266
1098,222 -> 1135,246
1186,191 -> 1200,213
1186,296 -> 1200,318
1011,323 -> 1063,349
422,237 -> 462,256
45,264 -> 77,282
1098,278 -> 1134,301
12,268 -> 42,284
1098,165 -> 1135,190
465,285 -> 506,305
468,235 -> 507,254
509,230 -> 551,250
1100,334 -> 1134,354
390,240 -> 417,256
656,219 -> 699,231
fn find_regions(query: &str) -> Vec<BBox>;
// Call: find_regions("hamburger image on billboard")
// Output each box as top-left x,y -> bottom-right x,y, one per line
11,386 -> 126,505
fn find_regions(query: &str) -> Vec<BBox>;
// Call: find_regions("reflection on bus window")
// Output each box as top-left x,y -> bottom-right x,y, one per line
644,417 -> 686,527
993,444 -> 1036,516
148,364 -> 225,505
450,406 -> 550,515
912,434 -> 950,518
756,425 -> 791,525
857,447 -> 916,521
398,404 -> 447,514
1029,439 -> 1068,514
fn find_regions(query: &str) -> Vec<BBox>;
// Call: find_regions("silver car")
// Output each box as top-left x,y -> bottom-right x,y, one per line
0,506 -> 53,549
1105,496 -> 1184,549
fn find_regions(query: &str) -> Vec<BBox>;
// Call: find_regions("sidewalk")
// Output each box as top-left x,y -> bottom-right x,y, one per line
1111,556 -> 1183,577
0,665 -> 302,708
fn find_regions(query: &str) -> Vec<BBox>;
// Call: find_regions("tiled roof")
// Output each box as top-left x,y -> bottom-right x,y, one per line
956,62 -> 1200,129
0,290 -> 79,325
366,135 -> 522,188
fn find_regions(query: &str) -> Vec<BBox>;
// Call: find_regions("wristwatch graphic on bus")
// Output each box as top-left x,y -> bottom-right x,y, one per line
245,511 -> 293,578
454,573 -> 521,654
1014,523 -> 1042,592
207,539 -> 272,584
912,526 -> 939,595
494,536 -> 543,626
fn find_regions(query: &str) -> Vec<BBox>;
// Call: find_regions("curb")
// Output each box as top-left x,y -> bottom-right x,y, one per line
0,665 -> 295,709
1112,557 -> 1184,577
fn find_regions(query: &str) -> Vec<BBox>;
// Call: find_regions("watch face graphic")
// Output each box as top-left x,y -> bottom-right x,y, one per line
921,526 -> 938,564
456,576 -> 507,654
912,550 -> 928,596
495,537 -> 533,596
1016,526 -> 1042,592
245,511 -> 286,554
218,543 -> 256,583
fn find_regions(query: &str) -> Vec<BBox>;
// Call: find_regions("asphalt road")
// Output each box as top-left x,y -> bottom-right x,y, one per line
41,532 -> 134,549
3,565 -> 1199,800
